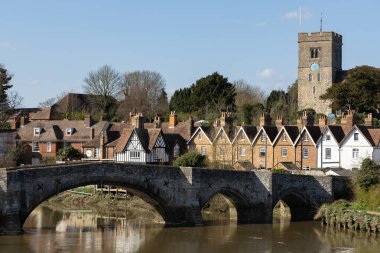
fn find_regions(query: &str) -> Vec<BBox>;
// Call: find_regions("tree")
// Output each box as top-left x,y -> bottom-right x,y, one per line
321,66 -> 380,113
0,65 -> 23,128
170,72 -> 236,119
173,151 -> 207,167
118,70 -> 167,121
356,158 -> 380,191
234,79 -> 265,108
83,65 -> 121,119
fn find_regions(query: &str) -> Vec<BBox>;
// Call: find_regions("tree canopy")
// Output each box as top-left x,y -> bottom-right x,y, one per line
321,66 -> 380,113
170,72 -> 236,119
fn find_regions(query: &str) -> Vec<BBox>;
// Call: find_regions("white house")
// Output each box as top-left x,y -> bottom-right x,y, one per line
317,126 -> 345,168
340,125 -> 380,170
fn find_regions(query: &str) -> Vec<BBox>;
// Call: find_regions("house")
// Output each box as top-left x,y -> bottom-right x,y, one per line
187,125 -> 216,161
113,114 -> 170,164
232,125 -> 259,166
17,115 -> 107,164
272,125 -> 299,169
316,125 -> 345,169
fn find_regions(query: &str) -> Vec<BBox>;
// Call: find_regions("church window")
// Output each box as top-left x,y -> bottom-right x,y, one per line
312,86 -> 316,95
317,73 -> 321,82
310,48 -> 319,58
308,74 -> 312,82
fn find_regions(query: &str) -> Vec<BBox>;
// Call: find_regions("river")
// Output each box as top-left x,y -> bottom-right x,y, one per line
0,205 -> 379,253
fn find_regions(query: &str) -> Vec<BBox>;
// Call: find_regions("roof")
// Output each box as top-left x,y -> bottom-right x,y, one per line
305,125 -> 323,143
282,126 -> 300,143
242,126 -> 260,141
325,125 -> 346,143
29,107 -> 53,120
277,162 -> 299,170
114,128 -> 134,153
262,126 -> 279,143
356,125 -> 380,146
234,161 -> 256,171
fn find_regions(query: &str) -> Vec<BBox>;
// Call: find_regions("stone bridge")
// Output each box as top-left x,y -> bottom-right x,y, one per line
0,162 -> 350,234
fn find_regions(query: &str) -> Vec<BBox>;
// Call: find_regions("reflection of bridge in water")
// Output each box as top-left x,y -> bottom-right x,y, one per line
0,162 -> 350,234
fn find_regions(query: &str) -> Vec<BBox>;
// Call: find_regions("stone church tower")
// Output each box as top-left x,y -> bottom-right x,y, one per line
297,32 -> 343,115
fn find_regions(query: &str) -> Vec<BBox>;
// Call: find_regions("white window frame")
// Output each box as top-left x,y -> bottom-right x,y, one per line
240,133 -> 245,140
66,128 -> 73,136
303,134 -> 309,141
352,148 -> 359,158
201,146 -> 206,156
34,128 -> 41,136
261,134 -> 266,142
302,148 -> 309,158
46,142 -> 52,152
173,144 -> 180,158
354,133 -> 359,141
282,134 -> 286,142
281,147 -> 287,157
240,147 -> 246,157
94,148 -> 100,158
219,146 -> 226,156
130,151 -> 141,159
32,142 -> 39,152
326,135 -> 331,141
220,133 -> 225,140
325,148 -> 331,159
198,132 -> 203,140
259,147 -> 265,157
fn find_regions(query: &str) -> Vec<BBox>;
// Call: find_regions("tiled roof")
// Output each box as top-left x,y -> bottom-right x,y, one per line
305,125 -> 323,143
241,126 -> 260,141
262,126 -> 279,143
114,128 -> 134,153
327,125 -> 346,143
29,108 -> 52,120
283,126 -> 300,143
357,125 -> 380,146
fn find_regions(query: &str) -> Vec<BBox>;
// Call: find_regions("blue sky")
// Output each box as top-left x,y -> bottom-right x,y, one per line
1,0 -> 379,107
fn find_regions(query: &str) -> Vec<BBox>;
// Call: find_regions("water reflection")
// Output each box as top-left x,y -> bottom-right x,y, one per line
0,205 -> 379,253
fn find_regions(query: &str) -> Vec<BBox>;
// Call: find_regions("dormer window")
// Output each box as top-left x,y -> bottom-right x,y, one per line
66,128 -> 74,136
34,128 -> 41,136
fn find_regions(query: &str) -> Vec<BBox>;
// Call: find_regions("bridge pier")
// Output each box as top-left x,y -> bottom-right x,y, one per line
0,214 -> 23,235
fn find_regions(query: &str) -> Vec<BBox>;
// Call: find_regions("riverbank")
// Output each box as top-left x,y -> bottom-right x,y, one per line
316,185 -> 380,233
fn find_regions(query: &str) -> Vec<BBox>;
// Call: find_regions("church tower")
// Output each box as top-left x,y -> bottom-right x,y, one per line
297,32 -> 343,115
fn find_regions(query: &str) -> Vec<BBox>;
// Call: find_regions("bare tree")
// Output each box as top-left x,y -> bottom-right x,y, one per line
234,79 -> 265,108
83,65 -> 121,119
118,71 -> 167,120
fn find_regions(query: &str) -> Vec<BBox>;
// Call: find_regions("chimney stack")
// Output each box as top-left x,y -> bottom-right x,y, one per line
259,112 -> 271,127
364,113 -> 373,126
275,115 -> 283,128
220,111 -> 233,128
302,111 -> 314,126
135,113 -> 144,129
319,115 -> 327,126
341,110 -> 355,132
154,114 -> 162,128
84,114 -> 92,128
169,111 -> 178,128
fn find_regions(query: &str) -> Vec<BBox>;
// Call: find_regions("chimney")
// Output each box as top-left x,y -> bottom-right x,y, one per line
20,116 -> 25,127
154,114 -> 162,128
84,114 -> 92,127
319,115 -> 327,126
341,110 -> 355,132
220,111 -> 233,128
275,115 -> 283,128
259,112 -> 271,127
135,113 -> 144,129
297,117 -> 303,130
169,111 -> 178,128
99,131 -> 104,160
213,118 -> 220,127
365,113 -> 373,126
302,111 -> 314,126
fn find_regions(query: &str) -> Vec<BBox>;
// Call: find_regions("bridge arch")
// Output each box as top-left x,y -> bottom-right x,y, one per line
273,188 -> 318,221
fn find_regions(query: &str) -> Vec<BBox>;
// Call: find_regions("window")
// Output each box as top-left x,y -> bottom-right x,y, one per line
32,142 -> 39,152
303,134 -> 309,141
312,86 -> 316,95
281,147 -> 287,157
282,134 -> 287,142
310,47 -> 319,58
155,148 -> 164,160
259,147 -> 266,157
317,73 -> 321,82
325,148 -> 331,159
66,128 -> 73,136
130,151 -> 141,159
240,147 -> 246,157
201,146 -> 206,156
302,166 -> 310,171
308,74 -> 312,82
302,148 -> 309,158
352,148 -> 359,158
354,133 -> 359,141
94,148 -> 100,158
198,132 -> 203,140
326,135 -> 331,141
173,144 -> 180,158
261,134 -> 266,142
34,128 -> 41,136
219,146 -> 226,156
240,134 -> 245,140
220,133 -> 225,140
47,142 -> 52,152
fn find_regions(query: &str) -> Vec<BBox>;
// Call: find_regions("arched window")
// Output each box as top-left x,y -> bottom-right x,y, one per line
317,73 -> 321,82
308,74 -> 312,82
310,48 -> 319,58
312,86 -> 316,95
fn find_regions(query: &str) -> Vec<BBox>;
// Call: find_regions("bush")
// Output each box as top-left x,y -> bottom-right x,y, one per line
356,158 -> 380,191
173,151 -> 207,167
57,146 -> 82,161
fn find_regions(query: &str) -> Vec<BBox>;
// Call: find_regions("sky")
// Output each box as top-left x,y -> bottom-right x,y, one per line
1,0 -> 379,107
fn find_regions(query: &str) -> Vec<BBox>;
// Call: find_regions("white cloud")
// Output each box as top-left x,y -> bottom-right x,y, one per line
0,42 -> 11,48
282,9 -> 312,21
257,68 -> 275,79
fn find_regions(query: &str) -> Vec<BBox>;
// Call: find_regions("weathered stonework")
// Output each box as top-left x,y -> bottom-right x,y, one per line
298,32 -> 343,115
0,163 -> 350,234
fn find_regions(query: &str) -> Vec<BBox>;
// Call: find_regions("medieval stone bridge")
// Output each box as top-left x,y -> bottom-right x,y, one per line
0,162 -> 350,234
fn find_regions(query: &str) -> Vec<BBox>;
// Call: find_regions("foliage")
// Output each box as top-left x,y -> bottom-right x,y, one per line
173,151 -> 207,167
57,147 -> 82,161
83,65 -> 121,120
11,143 -> 28,165
356,158 -> 380,191
118,71 -> 168,121
321,65 -> 380,113
170,72 -> 236,119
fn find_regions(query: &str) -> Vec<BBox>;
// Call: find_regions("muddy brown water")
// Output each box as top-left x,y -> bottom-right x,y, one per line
0,205 -> 379,253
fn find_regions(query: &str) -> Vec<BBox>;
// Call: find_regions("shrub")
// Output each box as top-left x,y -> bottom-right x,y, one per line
356,158 -> 380,191
173,151 -> 207,167
57,147 -> 82,161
